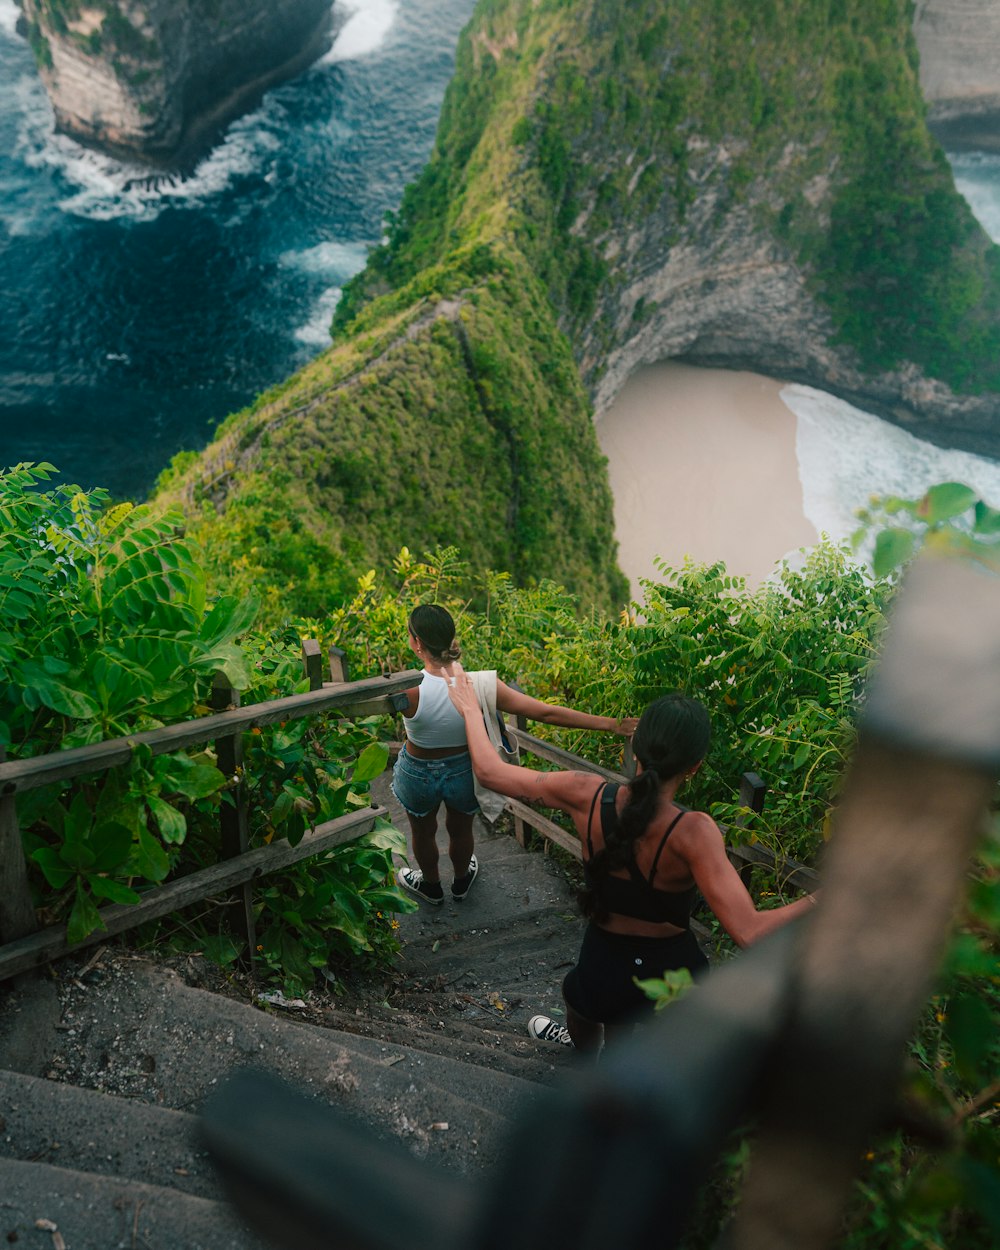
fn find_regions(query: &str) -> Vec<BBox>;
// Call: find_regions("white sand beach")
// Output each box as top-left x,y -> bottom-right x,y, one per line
596,361 -> 818,600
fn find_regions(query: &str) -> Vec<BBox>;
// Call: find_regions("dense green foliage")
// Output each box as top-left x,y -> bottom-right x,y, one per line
1,465 -> 412,984
310,535 -> 998,1247
157,242 -> 626,623
6,458 -> 999,1240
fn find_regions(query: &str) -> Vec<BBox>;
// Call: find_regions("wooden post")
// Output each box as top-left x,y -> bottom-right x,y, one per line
621,737 -> 637,779
731,553 -> 1000,1250
328,646 -> 349,684
301,639 -> 323,691
731,771 -> 767,890
507,683 -> 529,848
212,674 -> 255,969
0,747 -> 37,945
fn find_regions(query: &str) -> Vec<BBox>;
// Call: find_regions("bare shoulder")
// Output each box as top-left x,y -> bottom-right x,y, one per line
401,687 -> 420,718
669,809 -> 726,858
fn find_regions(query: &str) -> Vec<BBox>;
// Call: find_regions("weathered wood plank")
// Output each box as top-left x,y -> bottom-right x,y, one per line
504,798 -> 583,860
302,639 -> 323,691
0,748 -> 36,944
727,843 -> 819,893
0,805 -> 388,982
212,674 -> 255,962
0,671 -> 421,796
508,727 -> 629,784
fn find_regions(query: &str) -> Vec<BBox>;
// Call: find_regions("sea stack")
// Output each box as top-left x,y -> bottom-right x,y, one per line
18,0 -> 336,167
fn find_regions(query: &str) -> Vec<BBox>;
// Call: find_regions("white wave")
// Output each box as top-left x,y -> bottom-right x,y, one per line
0,0 -> 20,39
949,151 -> 1000,243
280,239 -> 369,275
281,239 -> 369,346
322,0 -> 397,63
294,287 -> 344,346
784,383 -> 1000,560
17,88 -> 284,223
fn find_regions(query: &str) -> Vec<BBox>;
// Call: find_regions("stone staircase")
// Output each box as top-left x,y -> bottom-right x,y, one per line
0,775 -> 585,1249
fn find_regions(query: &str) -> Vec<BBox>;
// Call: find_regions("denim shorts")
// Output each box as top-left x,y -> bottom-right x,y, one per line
391,745 -> 479,818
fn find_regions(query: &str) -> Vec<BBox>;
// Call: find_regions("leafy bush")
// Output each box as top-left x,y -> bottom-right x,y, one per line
1,465 -> 411,982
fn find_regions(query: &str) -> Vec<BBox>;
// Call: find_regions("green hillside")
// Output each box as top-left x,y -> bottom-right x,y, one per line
156,0 -> 1000,620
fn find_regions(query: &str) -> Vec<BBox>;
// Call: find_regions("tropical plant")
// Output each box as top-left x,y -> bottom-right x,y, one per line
1,465 -> 412,978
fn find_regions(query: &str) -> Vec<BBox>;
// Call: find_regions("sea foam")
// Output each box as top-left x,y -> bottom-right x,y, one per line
322,0 -> 398,63
785,383 -> 1000,561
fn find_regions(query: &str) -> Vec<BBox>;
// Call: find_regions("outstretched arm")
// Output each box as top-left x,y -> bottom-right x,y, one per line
447,668 -> 599,814
496,679 -> 637,736
671,811 -> 817,947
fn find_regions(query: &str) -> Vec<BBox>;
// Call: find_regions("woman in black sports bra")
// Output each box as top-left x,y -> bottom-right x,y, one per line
446,674 -> 817,1055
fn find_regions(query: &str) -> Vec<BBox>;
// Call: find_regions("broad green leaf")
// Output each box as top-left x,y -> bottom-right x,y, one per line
31,847 -> 75,889
67,880 -> 104,945
917,481 -> 977,525
191,641 -> 251,690
90,877 -> 141,906
199,594 -> 260,649
943,993 -> 995,1083
37,678 -> 100,720
320,783 -> 351,822
90,820 -> 134,873
64,791 -> 93,845
201,934 -> 243,967
352,742 -> 389,784
171,764 -> 225,801
133,828 -> 170,881
58,835 -> 95,875
361,826 -> 409,853
872,528 -> 915,578
148,795 -> 187,844
973,499 -> 1000,535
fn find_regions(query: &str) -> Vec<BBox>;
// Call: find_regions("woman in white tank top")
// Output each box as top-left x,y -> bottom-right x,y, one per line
393,604 -> 637,905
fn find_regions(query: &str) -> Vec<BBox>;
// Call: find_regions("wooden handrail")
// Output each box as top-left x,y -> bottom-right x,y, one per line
0,661 -> 421,971
0,669 -> 420,796
0,804 -> 387,982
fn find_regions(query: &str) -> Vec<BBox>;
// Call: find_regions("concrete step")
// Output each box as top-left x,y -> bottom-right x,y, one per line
0,1069 -> 220,1200
0,1156 -> 269,1250
26,957 -> 539,1177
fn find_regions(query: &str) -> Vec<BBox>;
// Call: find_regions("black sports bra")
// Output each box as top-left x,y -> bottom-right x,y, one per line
584,782 -> 697,928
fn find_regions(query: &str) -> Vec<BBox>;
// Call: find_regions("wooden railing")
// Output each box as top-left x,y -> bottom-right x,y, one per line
0,643 -> 421,983
0,641 -> 814,984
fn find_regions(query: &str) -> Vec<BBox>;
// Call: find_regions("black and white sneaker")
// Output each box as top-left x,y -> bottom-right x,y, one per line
396,866 -> 444,906
527,1014 -> 574,1046
451,854 -> 479,901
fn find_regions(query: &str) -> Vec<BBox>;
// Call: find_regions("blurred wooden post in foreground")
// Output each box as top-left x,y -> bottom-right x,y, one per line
729,553 -> 1000,1250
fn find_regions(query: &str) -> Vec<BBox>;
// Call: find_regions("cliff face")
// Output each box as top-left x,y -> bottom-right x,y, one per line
20,0 -> 334,166
338,0 -> 1000,458
914,0 -> 1000,151
158,0 -> 1000,621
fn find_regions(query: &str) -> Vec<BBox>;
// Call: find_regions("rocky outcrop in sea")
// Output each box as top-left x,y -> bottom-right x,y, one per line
19,0 -> 336,167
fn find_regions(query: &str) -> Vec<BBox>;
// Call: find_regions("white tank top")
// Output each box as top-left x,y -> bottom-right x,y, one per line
405,671 -> 468,748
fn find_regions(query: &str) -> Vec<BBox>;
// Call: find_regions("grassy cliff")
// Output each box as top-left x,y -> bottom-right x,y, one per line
157,0 -> 1000,621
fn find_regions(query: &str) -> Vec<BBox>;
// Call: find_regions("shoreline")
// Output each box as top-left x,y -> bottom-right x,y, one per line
596,361 -> 818,601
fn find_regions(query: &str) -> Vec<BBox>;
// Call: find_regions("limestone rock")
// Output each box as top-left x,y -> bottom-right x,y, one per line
914,0 -> 1000,150
19,0 -> 336,167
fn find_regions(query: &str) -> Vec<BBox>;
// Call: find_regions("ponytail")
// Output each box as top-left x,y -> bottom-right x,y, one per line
579,694 -> 710,921
408,604 -> 461,664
